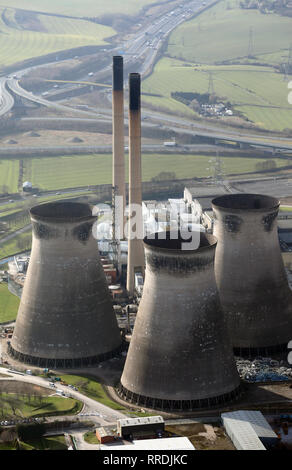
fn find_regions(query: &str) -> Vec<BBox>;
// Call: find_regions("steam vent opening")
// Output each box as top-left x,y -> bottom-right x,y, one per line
144,231 -> 217,251
212,193 -> 279,211
30,201 -> 94,221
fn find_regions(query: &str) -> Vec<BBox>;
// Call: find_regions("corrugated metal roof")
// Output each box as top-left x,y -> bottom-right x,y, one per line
222,410 -> 277,450
223,417 -> 265,450
118,416 -> 164,427
222,410 -> 277,439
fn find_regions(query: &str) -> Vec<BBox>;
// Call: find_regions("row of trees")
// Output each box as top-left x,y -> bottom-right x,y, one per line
255,159 -> 277,171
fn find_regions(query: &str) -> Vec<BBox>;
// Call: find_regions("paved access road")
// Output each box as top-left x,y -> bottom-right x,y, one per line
0,366 -> 125,426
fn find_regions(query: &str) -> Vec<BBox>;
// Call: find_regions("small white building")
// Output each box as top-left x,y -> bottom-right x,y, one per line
100,437 -> 195,451
22,181 -> 33,192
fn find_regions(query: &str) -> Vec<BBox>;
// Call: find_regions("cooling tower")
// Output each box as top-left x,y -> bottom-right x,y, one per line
119,231 -> 241,411
212,193 -> 292,356
8,201 -> 122,368
126,73 -> 145,295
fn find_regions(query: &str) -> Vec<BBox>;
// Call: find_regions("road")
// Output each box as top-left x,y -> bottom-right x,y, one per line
0,77 -> 14,117
0,366 -> 124,426
0,0 -> 207,116
1,0 -> 291,153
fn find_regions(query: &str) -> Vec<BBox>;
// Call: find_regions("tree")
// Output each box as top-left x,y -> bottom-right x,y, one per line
16,423 -> 46,441
151,172 -> 177,182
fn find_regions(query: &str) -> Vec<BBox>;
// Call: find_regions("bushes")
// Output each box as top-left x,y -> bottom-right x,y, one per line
16,423 -> 46,441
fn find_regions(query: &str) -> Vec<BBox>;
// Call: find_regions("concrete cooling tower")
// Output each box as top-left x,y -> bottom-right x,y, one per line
212,193 -> 292,356
8,201 -> 122,368
119,231 -> 241,411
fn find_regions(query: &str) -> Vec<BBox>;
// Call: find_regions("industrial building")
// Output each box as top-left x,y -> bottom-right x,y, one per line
96,416 -> 195,449
100,437 -> 195,450
119,231 -> 241,410
8,201 -> 122,368
117,416 -> 165,439
212,193 -> 292,355
222,410 -> 278,450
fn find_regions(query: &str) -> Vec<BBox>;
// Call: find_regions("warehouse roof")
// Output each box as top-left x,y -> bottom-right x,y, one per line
222,410 -> 277,450
117,416 -> 164,427
100,437 -> 195,450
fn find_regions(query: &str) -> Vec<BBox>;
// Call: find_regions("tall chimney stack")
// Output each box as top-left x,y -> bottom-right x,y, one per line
126,73 -> 145,295
112,56 -> 125,240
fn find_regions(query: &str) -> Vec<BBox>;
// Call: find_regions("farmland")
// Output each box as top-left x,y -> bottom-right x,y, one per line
0,7 -> 115,68
0,282 -> 20,323
168,0 -> 292,65
143,59 -> 292,130
20,153 -> 290,191
143,0 -> 292,131
0,0 -> 165,18
0,153 -> 289,194
0,159 -> 19,193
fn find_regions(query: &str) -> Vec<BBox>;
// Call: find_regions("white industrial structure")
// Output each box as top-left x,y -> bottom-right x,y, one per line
100,437 -> 195,450
222,410 -> 278,450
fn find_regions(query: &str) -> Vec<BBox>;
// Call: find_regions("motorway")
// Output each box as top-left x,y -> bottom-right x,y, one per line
0,77 -> 14,117
0,0 -> 206,117
0,0 -> 292,152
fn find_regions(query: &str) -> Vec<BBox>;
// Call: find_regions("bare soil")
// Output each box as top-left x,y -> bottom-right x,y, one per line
166,423 -> 235,451
0,379 -> 49,396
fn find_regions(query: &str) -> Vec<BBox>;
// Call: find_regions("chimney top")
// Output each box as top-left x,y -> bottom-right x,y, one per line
129,73 -> 141,111
113,55 -> 123,91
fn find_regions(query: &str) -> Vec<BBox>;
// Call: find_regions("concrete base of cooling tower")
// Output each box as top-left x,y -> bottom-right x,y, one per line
117,383 -> 243,412
7,342 -> 124,369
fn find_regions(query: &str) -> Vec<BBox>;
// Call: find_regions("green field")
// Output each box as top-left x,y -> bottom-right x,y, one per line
0,159 -> 19,193
21,435 -> 67,450
0,282 -> 20,323
143,59 -> 292,130
0,434 -> 67,450
0,7 -> 115,68
58,374 -> 126,410
83,431 -> 100,445
22,153 -> 290,190
0,392 -> 82,419
0,1 -> 166,17
143,0 -> 292,131
168,0 -> 292,65
0,232 -> 31,260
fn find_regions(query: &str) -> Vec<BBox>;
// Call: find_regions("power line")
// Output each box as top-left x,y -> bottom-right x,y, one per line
208,71 -> 215,96
247,26 -> 255,58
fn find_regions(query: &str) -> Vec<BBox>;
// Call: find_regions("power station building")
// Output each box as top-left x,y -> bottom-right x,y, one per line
119,231 -> 241,410
8,201 -> 122,368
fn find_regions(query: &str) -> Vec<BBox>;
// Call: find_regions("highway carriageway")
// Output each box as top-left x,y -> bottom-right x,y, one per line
12,116 -> 292,154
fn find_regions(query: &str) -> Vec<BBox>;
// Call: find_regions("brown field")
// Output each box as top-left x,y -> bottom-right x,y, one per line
166,422 -> 235,451
0,380 -> 49,396
0,130 -> 157,147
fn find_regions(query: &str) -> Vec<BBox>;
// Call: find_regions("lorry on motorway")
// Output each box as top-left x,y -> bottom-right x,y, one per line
163,141 -> 177,147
